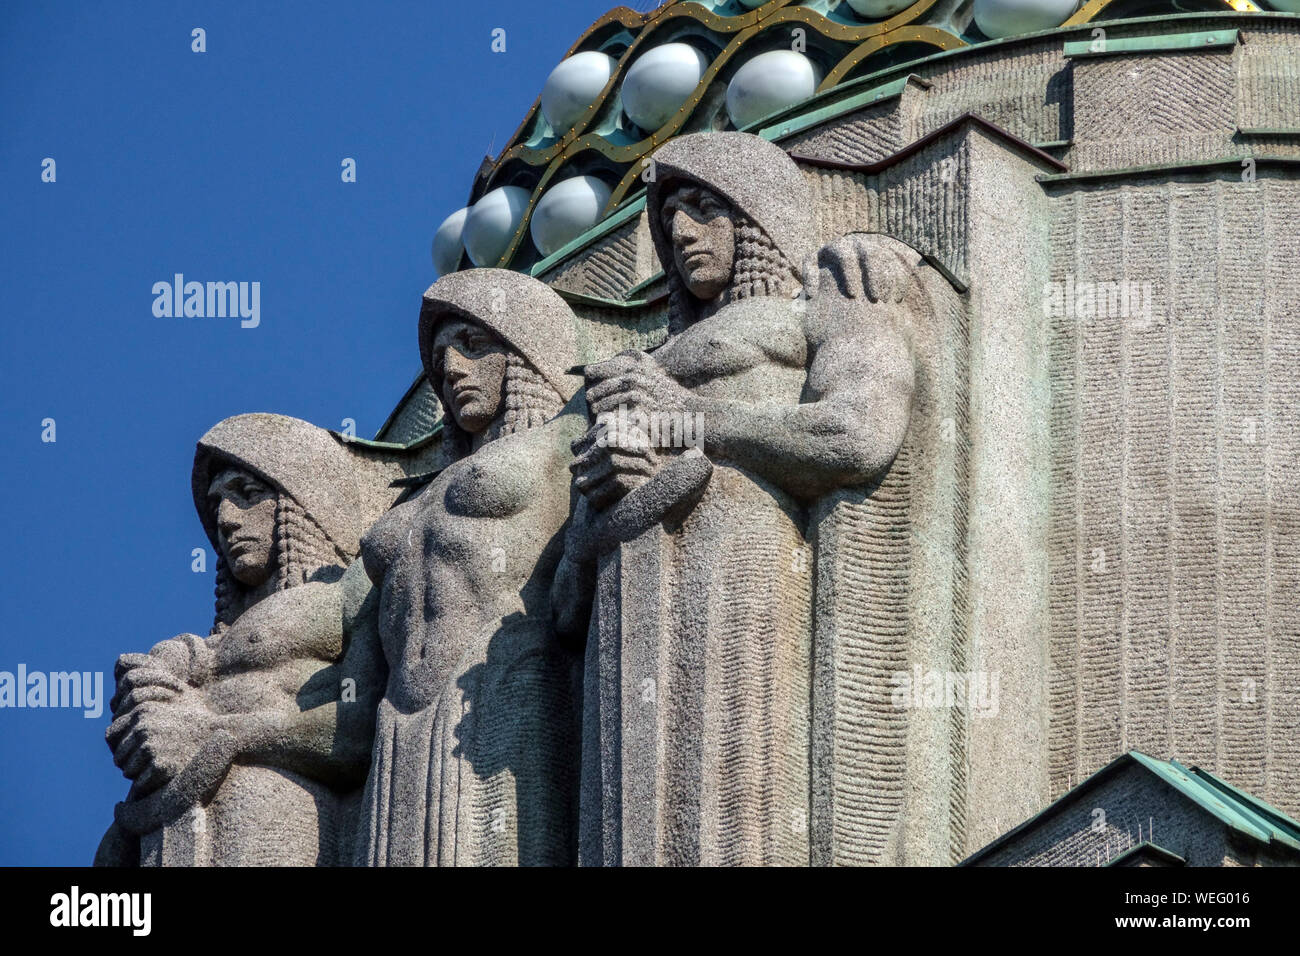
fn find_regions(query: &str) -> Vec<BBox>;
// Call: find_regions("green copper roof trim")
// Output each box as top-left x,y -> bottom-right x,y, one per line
756,75 -> 930,142
1064,28 -> 1239,59
1038,155 -> 1300,184
1239,127 -> 1300,136
1185,762 -> 1300,850
529,195 -> 647,279
1105,841 -> 1187,867
960,750 -> 1300,865
1190,765 -> 1300,840
340,428 -> 441,452
353,417 -> 443,452
1129,752 -> 1280,848
372,370 -> 432,443
1158,757 -> 1300,851
554,287 -> 657,310
623,270 -> 666,301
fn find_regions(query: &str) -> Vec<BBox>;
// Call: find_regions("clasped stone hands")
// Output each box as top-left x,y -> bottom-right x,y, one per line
571,350 -> 694,512
106,638 -> 216,796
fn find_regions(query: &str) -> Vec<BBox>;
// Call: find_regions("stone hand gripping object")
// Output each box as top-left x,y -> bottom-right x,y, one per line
98,414 -> 401,866
109,633 -> 237,839
562,131 -> 923,866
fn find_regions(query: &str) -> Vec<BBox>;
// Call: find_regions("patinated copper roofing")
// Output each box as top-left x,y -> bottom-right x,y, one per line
457,1 -> 1275,273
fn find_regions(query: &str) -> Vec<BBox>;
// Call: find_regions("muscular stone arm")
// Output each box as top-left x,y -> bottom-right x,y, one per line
109,633 -> 218,718
211,560 -> 386,790
683,315 -> 915,501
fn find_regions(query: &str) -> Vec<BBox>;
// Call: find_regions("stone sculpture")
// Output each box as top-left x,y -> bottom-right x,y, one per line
561,132 -> 926,865
355,269 -> 585,866
98,414 -> 402,866
97,3 -> 1300,867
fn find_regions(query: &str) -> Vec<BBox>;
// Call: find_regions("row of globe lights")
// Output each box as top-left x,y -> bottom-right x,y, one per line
433,0 -> 1300,275
432,34 -> 831,275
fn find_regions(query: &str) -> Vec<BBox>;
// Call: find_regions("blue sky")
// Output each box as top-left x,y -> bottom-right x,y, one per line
0,0 -> 621,866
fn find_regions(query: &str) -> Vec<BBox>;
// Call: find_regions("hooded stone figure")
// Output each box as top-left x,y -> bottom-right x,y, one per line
650,132 -> 815,335
355,268 -> 586,866
191,413 -> 401,632
562,132 -> 923,866
98,414 -> 404,866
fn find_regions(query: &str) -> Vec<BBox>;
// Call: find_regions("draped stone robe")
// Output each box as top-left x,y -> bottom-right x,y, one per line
580,294 -> 815,866
357,411 -> 585,866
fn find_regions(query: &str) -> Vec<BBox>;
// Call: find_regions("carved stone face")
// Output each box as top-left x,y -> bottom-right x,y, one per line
430,316 -> 509,435
661,184 -> 735,301
208,468 -> 278,587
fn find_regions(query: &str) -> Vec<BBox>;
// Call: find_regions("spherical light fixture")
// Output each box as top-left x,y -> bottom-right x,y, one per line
431,207 -> 470,276
725,49 -> 823,130
462,186 -> 531,267
972,0 -> 1079,40
621,43 -> 713,133
530,176 -> 613,257
541,50 -> 617,134
843,0 -> 915,18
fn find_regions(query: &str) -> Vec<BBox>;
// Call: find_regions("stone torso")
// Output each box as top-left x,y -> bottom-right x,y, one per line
656,295 -> 808,406
203,581 -> 344,716
363,414 -> 581,713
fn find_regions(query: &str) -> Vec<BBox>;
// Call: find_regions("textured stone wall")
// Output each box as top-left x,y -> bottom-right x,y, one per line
782,78 -> 929,168
1044,170 -> 1300,819
374,376 -> 441,445
368,14 -> 1300,862
915,41 -> 1069,147
802,136 -> 971,289
538,214 -> 652,302
1069,49 -> 1237,170
1236,18 -> 1300,138
809,273 -> 971,865
795,123 -> 1061,861
567,299 -> 668,365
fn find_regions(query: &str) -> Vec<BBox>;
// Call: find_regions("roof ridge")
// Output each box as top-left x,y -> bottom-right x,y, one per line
961,750 -> 1300,865
1130,753 -> 1253,837
1185,763 -> 1300,849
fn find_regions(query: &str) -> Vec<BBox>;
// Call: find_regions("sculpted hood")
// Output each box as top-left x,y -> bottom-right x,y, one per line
418,268 -> 583,404
646,132 -> 816,284
192,413 -> 406,560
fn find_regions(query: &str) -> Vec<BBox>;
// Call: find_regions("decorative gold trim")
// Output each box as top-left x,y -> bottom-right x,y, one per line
820,24 -> 966,92
477,0 -> 1271,268
1063,0 -> 1238,26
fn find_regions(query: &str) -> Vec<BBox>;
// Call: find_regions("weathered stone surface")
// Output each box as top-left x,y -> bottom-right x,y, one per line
98,414 -> 409,866
561,133 -> 935,865
97,11 -> 1300,867
1043,169 -> 1300,819
355,269 -> 585,866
